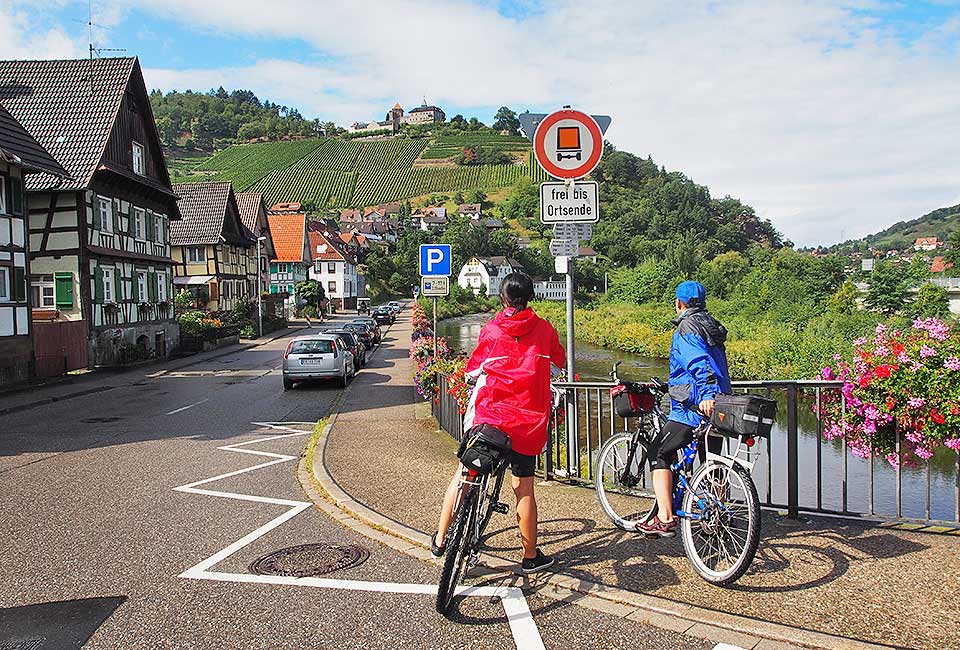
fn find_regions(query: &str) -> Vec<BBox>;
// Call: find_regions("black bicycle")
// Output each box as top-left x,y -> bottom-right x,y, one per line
435,438 -> 510,615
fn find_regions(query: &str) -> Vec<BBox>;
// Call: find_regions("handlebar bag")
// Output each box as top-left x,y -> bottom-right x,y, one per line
710,394 -> 777,437
611,383 -> 656,418
457,423 -> 512,474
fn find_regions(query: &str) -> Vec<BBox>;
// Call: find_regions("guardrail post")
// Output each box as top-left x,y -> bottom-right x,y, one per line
786,384 -> 800,519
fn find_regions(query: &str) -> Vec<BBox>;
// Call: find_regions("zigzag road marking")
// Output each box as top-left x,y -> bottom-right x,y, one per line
173,422 -> 544,650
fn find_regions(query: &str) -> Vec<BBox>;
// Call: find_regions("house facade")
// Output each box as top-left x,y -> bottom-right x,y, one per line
236,192 -> 275,296
171,182 -> 256,312
307,229 -> 359,310
0,105 -> 69,386
2,57 -> 181,370
457,256 -> 524,297
533,277 -> 567,301
267,213 -> 311,305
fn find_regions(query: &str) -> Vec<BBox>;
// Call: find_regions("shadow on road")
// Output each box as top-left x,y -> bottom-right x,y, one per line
0,596 -> 127,649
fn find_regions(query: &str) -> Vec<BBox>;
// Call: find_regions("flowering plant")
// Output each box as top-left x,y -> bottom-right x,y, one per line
445,362 -> 470,413
819,318 -> 960,467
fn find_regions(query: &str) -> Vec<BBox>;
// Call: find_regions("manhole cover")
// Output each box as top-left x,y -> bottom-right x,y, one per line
249,543 -> 369,577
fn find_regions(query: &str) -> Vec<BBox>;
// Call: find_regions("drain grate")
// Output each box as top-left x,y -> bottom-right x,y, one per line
248,543 -> 369,578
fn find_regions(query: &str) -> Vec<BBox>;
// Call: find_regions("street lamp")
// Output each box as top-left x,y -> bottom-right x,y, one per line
257,236 -> 266,338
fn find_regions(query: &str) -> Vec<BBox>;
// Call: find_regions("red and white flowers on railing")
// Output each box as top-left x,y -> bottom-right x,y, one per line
819,318 -> 960,467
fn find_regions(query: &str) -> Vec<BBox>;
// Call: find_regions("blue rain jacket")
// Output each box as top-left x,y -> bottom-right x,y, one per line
668,307 -> 731,427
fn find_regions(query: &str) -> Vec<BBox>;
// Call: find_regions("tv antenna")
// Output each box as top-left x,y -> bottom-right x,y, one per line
86,0 -> 126,91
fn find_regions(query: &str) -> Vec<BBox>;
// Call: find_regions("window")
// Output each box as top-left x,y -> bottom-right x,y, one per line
278,263 -> 288,274
132,142 -> 145,175
134,209 -> 145,239
328,262 -> 336,273
31,274 -> 55,308
187,246 -> 206,263
156,274 -> 166,302
102,268 -> 114,303
98,198 -> 113,233
0,267 -> 9,302
328,281 -> 336,294
137,272 -> 147,303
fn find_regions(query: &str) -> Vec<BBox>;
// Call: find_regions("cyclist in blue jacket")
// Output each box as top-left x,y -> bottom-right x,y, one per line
637,280 -> 731,538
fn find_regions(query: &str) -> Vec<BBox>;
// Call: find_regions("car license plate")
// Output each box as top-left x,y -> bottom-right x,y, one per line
300,359 -> 323,365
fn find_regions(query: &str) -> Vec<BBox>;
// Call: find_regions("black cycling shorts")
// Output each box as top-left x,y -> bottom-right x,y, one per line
508,450 -> 537,478
647,420 -> 724,471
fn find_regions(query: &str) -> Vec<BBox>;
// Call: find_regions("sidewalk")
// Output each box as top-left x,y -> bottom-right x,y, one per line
0,325 -> 302,417
317,314 -> 960,650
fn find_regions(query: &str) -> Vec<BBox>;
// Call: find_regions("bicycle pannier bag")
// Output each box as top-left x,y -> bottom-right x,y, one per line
611,383 -> 656,418
457,424 -> 512,474
710,394 -> 777,437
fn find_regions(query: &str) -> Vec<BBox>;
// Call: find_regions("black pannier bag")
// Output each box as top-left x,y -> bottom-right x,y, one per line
457,423 -> 512,474
611,383 -> 656,418
710,394 -> 777,437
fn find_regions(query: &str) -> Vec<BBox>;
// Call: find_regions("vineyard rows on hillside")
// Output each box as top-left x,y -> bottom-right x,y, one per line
250,169 -> 357,207
352,164 -> 531,207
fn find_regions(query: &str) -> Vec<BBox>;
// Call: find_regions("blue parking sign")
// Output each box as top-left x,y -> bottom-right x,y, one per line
419,244 -> 451,276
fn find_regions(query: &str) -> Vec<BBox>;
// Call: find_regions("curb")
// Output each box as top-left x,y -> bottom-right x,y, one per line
297,322 -> 894,650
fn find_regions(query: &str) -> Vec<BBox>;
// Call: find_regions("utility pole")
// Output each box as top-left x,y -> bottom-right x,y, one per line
257,236 -> 266,337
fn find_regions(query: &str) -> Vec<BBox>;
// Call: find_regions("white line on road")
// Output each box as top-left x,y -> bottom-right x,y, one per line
165,398 -> 209,415
173,425 -> 545,650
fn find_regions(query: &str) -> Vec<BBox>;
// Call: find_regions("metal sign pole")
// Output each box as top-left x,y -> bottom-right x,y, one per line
565,258 -> 578,476
433,296 -> 438,358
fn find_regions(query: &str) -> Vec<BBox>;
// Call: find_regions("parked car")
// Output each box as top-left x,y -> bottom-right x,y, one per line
282,334 -> 354,390
349,317 -> 381,344
372,306 -> 395,325
343,322 -> 375,350
387,301 -> 402,314
357,297 -> 370,315
326,329 -> 366,369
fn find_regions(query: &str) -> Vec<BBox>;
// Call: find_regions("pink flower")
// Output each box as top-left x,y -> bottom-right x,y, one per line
821,366 -> 835,380
919,345 -> 936,358
853,337 -> 868,347
908,397 -> 926,408
944,357 -> 960,371
886,453 -> 900,468
946,439 -> 960,452
874,345 -> 889,357
875,323 -> 887,335
915,446 -> 934,461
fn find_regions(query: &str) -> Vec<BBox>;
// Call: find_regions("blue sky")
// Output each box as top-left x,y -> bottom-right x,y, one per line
3,1 -> 960,246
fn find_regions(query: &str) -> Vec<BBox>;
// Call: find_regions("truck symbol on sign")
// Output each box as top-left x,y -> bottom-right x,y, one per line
556,126 -> 582,162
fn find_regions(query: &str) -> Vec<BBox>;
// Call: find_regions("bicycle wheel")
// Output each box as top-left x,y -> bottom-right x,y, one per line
594,432 -> 657,531
436,483 -> 478,615
680,460 -> 761,586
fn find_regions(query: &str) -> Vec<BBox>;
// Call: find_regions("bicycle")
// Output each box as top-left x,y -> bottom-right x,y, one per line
435,437 -> 511,615
594,361 -> 766,586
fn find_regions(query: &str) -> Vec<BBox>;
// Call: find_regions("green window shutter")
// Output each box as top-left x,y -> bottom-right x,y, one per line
93,267 -> 104,303
270,285 -> 277,294
148,272 -> 157,302
269,262 -> 277,273
54,272 -> 74,308
115,272 -> 122,303
12,267 -> 26,302
11,177 -> 23,216
112,200 -> 121,233
146,215 -> 154,242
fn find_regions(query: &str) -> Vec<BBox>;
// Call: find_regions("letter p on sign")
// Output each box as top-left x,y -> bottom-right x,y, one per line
419,244 -> 452,277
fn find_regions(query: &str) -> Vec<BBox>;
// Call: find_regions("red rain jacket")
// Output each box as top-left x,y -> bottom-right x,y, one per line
464,308 -> 566,456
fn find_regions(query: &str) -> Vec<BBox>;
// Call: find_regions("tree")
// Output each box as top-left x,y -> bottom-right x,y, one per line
865,261 -> 908,316
294,280 -> 325,311
911,282 -> 949,318
492,106 -> 520,135
827,280 -> 859,315
944,230 -> 960,267
907,254 -> 930,282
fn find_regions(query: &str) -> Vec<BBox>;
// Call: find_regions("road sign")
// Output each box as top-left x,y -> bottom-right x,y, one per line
552,222 -> 593,240
549,238 -> 580,257
420,276 -> 450,297
519,112 -> 611,143
419,244 -> 452,276
540,181 -> 599,224
533,109 -> 604,180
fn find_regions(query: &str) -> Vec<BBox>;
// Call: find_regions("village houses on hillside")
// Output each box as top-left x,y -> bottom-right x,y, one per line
350,100 -> 446,134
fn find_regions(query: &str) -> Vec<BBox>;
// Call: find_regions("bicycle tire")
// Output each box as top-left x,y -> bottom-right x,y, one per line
436,483 -> 478,615
477,467 -> 506,538
594,432 -> 658,531
680,461 -> 761,586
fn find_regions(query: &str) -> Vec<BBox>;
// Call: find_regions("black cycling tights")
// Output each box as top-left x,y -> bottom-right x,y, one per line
647,420 -> 722,471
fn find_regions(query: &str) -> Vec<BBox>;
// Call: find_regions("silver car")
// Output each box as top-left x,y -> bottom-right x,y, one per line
282,334 -> 355,390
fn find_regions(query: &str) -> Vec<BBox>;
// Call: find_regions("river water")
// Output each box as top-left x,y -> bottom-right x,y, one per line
437,312 -> 960,523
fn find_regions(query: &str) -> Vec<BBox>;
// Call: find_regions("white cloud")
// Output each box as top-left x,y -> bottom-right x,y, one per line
51,1 -> 960,244
0,5 -> 84,59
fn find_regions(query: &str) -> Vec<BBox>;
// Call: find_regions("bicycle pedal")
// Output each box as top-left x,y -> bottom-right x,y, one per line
491,502 -> 509,514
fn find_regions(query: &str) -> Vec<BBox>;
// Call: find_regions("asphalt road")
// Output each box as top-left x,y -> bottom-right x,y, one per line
0,312 -> 716,650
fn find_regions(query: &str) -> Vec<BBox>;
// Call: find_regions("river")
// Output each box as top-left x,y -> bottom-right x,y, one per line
437,312 -> 960,523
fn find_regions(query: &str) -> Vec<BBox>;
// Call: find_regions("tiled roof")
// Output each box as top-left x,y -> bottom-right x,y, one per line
931,256 -> 954,274
171,182 -> 241,245
0,57 -> 135,190
0,104 -> 68,177
267,213 -> 308,262
270,201 -> 302,213
579,246 -> 598,256
309,231 -> 351,262
235,192 -> 266,234
340,208 -> 361,221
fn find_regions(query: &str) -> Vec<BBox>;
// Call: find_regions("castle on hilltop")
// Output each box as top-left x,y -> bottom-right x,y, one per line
350,99 -> 445,134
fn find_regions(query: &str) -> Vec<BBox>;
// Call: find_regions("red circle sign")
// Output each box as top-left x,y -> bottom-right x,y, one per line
533,109 -> 603,180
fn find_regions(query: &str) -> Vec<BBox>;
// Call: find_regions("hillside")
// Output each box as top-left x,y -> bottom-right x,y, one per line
170,134 -> 549,209
832,203 -> 960,252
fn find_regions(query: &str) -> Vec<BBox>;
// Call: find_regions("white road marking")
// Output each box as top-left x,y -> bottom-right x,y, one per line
165,398 -> 209,415
713,645 -> 746,650
173,426 -> 545,650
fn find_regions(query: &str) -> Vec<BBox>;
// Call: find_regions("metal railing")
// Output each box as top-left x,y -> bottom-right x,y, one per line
432,375 -> 960,528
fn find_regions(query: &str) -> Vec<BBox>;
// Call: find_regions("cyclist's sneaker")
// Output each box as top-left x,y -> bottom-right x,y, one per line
520,549 -> 555,574
637,516 -> 677,538
430,532 -> 446,558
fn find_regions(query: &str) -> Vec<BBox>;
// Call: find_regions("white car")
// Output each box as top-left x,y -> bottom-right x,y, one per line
282,334 -> 355,390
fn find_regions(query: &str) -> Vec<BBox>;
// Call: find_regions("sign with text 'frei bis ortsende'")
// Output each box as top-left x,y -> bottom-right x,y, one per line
540,181 -> 599,224
419,244 -> 452,277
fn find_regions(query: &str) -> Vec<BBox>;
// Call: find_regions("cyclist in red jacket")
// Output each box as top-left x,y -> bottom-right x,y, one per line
432,272 -> 565,574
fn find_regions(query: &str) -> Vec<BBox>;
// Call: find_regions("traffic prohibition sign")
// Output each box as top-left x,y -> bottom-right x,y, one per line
533,109 -> 604,180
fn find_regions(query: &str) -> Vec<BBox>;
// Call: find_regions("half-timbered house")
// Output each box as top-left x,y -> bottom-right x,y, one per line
0,105 -> 68,385
236,191 -> 275,296
266,212 -> 311,307
0,57 -> 181,370
171,182 -> 256,312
